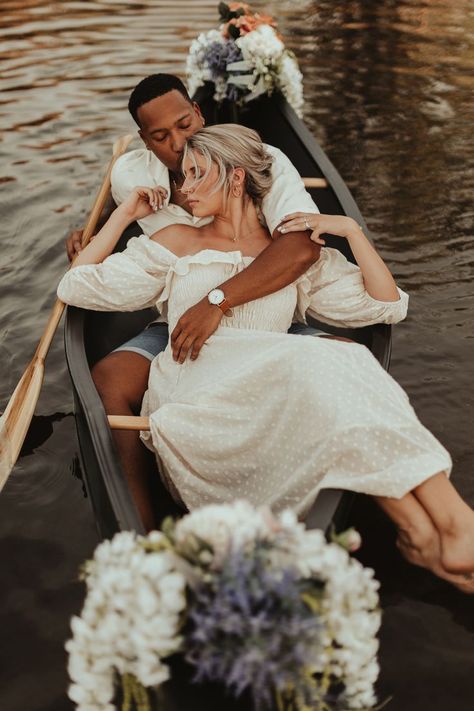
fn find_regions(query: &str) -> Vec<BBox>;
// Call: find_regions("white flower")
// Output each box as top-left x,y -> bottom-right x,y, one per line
68,502 -> 379,710
277,52 -> 304,116
237,25 -> 284,65
173,500 -> 271,569
66,531 -> 186,709
185,23 -> 304,114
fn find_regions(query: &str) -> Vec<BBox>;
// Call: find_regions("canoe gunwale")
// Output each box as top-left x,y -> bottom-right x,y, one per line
64,306 -> 145,537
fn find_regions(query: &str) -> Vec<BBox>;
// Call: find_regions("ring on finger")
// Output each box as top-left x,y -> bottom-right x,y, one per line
304,219 -> 310,230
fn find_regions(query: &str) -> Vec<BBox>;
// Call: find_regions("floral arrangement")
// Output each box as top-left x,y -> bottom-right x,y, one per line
186,2 -> 305,116
66,501 -> 380,711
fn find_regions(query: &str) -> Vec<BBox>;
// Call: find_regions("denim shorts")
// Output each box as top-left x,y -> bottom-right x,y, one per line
113,321 -> 330,361
113,322 -> 170,362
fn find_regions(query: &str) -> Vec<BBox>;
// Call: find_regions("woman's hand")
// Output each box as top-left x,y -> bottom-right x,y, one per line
117,186 -> 169,222
278,213 -> 362,245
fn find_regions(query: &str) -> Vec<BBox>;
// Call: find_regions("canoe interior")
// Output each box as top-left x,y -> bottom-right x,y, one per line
64,88 -> 391,540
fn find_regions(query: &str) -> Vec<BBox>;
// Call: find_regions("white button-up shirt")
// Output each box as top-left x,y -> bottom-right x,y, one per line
111,144 -> 319,237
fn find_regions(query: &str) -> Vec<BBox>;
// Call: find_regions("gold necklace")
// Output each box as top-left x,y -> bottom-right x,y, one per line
230,223 -> 265,242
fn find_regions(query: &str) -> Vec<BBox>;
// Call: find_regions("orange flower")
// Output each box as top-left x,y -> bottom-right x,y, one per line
222,11 -> 279,37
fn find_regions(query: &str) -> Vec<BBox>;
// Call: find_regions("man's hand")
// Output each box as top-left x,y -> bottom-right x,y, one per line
171,298 -> 223,363
65,193 -> 117,262
65,229 -> 84,262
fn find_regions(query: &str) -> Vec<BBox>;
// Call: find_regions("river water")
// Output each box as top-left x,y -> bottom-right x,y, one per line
0,1 -> 473,709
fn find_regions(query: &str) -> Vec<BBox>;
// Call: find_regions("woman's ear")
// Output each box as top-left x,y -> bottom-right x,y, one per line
231,168 -> 246,198
232,167 -> 245,186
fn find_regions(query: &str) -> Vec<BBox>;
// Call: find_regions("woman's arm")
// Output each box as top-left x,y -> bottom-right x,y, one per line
279,213 -> 400,302
72,186 -> 168,267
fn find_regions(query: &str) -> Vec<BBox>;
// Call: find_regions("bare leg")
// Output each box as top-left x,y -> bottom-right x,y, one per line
92,351 -> 156,532
375,492 -> 474,592
376,470 -> 474,592
412,472 -> 474,574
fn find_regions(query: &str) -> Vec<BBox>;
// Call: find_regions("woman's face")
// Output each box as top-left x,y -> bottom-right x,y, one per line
181,150 -> 226,217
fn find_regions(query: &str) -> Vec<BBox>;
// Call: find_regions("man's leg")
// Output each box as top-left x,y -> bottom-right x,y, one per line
90,322 -> 170,531
91,350 -> 156,530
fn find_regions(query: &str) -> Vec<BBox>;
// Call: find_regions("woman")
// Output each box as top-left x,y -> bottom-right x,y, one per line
58,125 -> 474,591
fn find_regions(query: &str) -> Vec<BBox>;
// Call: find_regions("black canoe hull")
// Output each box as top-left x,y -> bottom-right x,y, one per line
64,89 -> 391,540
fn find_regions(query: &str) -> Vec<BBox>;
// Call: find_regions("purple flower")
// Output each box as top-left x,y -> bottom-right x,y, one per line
203,40 -> 243,79
184,543 -> 326,708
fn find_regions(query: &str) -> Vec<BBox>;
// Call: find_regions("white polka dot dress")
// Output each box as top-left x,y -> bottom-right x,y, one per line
58,236 -> 452,514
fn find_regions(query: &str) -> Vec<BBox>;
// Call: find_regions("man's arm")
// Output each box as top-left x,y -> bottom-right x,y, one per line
218,228 -> 320,306
171,145 -> 323,362
171,229 -> 321,363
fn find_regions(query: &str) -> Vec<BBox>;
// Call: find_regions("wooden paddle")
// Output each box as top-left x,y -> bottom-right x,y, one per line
0,134 -> 134,491
302,177 -> 328,189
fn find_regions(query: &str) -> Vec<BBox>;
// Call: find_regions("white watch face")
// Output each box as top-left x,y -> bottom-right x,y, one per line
208,288 -> 225,305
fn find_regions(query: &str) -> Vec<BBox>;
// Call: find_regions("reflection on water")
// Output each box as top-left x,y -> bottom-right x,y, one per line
0,1 -> 473,709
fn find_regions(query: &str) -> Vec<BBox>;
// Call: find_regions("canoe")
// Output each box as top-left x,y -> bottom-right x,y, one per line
64,86 -> 392,540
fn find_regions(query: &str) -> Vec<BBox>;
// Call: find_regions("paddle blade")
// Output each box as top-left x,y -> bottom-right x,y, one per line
0,360 -> 44,491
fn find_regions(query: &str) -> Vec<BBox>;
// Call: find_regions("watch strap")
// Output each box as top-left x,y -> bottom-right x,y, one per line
217,298 -> 233,316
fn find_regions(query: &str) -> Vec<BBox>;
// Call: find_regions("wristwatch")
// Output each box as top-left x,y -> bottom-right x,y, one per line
207,288 -> 233,316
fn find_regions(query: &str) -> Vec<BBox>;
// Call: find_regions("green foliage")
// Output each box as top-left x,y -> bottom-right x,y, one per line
219,2 -> 247,22
228,23 -> 241,39
218,2 -> 231,21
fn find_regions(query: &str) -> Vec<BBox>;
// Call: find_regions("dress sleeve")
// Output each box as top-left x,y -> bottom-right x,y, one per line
261,145 -> 319,235
296,247 -> 409,328
57,236 -> 175,312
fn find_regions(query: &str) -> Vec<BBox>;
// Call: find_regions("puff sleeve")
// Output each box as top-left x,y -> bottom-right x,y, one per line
57,236 -> 175,312
296,247 -> 409,328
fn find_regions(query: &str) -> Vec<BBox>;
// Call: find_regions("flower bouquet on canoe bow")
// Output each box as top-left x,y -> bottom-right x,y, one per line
186,2 -> 304,115
66,501 -> 381,711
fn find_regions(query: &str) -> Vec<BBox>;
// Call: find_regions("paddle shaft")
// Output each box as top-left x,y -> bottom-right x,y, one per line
37,147 -> 128,362
108,415 -> 150,431
0,135 -> 133,486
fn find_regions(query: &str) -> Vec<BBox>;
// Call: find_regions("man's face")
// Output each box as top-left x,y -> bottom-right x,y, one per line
137,90 -> 204,173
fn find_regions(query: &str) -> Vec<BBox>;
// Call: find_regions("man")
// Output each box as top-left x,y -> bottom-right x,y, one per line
66,74 -> 322,529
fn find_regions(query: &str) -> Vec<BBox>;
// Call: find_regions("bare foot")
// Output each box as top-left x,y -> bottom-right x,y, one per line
397,535 -> 474,594
438,510 -> 474,575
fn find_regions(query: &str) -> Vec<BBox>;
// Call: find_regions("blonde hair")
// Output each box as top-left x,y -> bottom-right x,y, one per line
182,124 -> 273,209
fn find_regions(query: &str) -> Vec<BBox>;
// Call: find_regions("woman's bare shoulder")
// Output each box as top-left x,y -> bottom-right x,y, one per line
150,224 -> 200,257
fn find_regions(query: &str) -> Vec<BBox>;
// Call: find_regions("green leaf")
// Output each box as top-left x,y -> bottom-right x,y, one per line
228,23 -> 241,39
218,2 -> 231,20
161,515 -> 176,541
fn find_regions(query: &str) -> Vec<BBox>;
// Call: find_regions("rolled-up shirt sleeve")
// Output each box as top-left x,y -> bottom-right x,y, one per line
111,150 -> 173,236
296,247 -> 409,328
261,144 -> 320,235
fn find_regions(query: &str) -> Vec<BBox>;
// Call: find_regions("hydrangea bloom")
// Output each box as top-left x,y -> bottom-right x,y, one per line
66,531 -> 186,710
186,6 -> 305,115
67,502 -> 380,710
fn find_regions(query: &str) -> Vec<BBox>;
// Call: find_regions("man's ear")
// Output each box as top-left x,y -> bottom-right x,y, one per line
192,102 -> 205,126
138,129 -> 149,150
